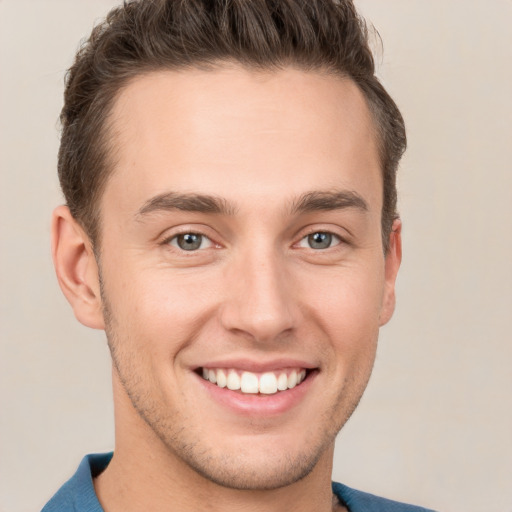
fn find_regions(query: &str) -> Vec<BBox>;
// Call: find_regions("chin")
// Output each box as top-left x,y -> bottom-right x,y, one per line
166,437 -> 328,491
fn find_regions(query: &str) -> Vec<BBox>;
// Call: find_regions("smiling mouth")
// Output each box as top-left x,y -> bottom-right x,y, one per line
198,367 -> 309,395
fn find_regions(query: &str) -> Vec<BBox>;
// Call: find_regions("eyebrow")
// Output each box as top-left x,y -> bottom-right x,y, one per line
136,192 -> 237,218
136,189 -> 368,219
290,190 -> 368,214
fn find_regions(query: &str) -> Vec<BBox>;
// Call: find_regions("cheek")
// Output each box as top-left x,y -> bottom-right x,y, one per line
299,266 -> 384,369
106,268 -> 220,349
304,267 -> 385,327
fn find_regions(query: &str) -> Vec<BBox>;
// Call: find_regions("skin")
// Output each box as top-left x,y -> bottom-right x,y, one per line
52,65 -> 401,512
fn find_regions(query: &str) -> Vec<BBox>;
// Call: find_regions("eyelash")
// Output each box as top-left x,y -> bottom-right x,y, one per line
161,231 -> 215,252
296,231 -> 343,250
161,228 -> 346,253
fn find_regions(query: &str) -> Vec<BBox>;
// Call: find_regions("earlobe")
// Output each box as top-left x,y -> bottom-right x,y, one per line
51,205 -> 105,330
379,219 -> 402,326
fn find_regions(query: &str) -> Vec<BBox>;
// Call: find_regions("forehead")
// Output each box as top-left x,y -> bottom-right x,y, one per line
105,65 -> 382,214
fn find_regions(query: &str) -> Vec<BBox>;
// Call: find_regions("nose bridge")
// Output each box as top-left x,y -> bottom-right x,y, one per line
220,242 -> 297,342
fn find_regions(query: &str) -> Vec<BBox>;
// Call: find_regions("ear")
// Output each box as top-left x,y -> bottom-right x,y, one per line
379,218 -> 402,326
51,205 -> 105,330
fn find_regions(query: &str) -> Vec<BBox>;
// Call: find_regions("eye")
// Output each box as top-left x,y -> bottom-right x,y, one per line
298,231 -> 341,250
168,233 -> 213,251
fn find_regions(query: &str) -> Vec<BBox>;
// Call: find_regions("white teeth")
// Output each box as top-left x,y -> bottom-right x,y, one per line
240,372 -> 259,393
226,370 -> 241,390
202,367 -> 308,394
277,372 -> 288,391
216,369 -> 227,388
259,372 -> 278,394
287,370 -> 298,389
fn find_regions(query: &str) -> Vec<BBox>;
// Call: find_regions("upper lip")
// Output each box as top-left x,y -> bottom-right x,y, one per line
194,358 -> 318,373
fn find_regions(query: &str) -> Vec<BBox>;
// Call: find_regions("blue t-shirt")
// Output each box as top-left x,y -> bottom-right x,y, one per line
42,453 -> 436,512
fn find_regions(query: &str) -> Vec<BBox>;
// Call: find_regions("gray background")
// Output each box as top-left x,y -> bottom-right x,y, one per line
1,1 -> 511,511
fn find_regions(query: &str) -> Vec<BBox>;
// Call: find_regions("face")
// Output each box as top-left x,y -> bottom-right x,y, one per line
92,66 -> 400,489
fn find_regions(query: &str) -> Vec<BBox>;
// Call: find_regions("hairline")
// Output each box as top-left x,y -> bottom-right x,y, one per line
84,61 -> 390,255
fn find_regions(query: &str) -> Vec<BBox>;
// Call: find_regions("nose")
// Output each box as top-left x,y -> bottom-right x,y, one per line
219,249 -> 298,344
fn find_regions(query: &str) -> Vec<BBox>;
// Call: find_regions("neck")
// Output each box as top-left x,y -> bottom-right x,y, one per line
95,433 -> 339,512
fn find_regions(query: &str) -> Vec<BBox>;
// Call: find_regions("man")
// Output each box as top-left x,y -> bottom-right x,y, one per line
43,0 -> 434,511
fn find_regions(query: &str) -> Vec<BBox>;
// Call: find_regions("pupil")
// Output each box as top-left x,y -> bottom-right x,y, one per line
308,232 -> 331,249
178,233 -> 201,250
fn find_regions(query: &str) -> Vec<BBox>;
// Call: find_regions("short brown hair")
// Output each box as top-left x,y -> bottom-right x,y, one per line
59,0 -> 406,250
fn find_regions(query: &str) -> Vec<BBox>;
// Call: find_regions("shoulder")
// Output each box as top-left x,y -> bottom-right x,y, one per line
332,482 -> 438,512
41,453 -> 113,512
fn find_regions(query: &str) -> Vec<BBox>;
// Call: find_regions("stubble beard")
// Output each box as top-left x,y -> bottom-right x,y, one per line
100,280 -> 374,491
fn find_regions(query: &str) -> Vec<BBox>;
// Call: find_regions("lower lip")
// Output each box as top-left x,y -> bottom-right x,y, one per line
195,371 -> 318,417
